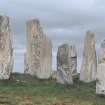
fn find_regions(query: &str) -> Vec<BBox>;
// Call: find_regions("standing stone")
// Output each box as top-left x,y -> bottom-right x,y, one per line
56,43 -> 77,85
98,40 -> 105,64
80,31 -> 97,83
0,15 -> 13,79
24,19 -> 52,79
96,40 -> 105,95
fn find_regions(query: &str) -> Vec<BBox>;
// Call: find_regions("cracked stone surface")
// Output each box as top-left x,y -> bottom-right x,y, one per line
96,40 -> 105,95
24,19 -> 52,79
56,43 -> 77,85
0,15 -> 13,79
80,31 -> 97,83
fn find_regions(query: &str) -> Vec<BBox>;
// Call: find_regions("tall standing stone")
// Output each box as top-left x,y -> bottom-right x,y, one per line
0,15 -> 13,79
80,31 -> 97,83
96,40 -> 105,95
24,19 -> 52,79
56,43 -> 77,84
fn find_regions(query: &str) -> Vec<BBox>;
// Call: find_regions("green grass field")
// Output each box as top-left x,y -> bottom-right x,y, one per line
0,73 -> 104,105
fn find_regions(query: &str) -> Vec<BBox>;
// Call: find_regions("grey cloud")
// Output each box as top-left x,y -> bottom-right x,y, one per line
0,0 -> 105,71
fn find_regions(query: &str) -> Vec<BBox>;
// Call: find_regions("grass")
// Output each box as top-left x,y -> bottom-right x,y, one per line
0,73 -> 104,105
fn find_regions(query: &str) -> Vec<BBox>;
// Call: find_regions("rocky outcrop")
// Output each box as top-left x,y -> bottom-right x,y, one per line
96,40 -> 105,95
24,19 -> 52,79
56,43 -> 77,85
0,15 -> 13,79
80,31 -> 97,83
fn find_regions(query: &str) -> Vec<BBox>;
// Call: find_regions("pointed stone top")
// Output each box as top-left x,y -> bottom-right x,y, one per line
0,15 -> 9,18
26,18 -> 43,35
0,15 -> 9,23
27,18 -> 40,25
84,31 -> 95,45
27,19 -> 40,28
0,15 -> 10,34
86,31 -> 94,38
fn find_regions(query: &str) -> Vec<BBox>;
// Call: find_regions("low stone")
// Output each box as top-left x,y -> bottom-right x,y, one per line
56,43 -> 77,85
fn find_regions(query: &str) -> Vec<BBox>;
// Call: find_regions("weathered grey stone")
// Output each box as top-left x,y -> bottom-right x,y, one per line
96,40 -> 105,95
96,63 -> 105,95
56,43 -> 77,85
98,40 -> 105,64
0,15 -> 13,79
80,31 -> 97,83
24,19 -> 52,79
69,44 -> 77,76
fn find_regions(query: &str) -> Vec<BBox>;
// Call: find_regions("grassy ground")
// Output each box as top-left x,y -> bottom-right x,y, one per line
0,73 -> 104,105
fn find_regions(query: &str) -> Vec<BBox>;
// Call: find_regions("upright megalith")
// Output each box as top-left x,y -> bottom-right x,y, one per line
24,19 -> 52,79
80,31 -> 97,83
98,40 -> 105,64
0,15 -> 13,79
56,43 -> 77,84
96,40 -> 105,95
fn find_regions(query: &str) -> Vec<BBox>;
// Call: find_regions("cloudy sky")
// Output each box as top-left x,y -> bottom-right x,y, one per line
0,0 -> 105,72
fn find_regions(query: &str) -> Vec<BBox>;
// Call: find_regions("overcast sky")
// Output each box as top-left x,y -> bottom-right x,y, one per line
0,0 -> 105,72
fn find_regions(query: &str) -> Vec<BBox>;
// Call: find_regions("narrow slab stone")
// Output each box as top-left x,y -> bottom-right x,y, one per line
98,40 -> 105,64
96,63 -> 105,95
80,31 -> 97,83
24,19 -> 52,79
96,40 -> 105,95
56,43 -> 77,85
0,15 -> 13,79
